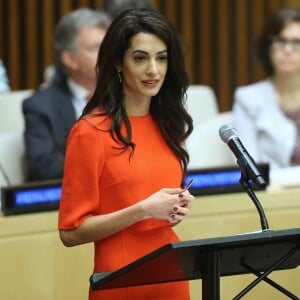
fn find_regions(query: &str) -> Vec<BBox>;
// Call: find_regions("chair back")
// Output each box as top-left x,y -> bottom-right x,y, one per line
0,130 -> 26,187
0,90 -> 33,133
185,85 -> 219,128
186,111 -> 235,169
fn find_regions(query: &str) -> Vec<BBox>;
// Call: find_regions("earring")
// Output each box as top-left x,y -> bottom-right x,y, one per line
117,71 -> 122,84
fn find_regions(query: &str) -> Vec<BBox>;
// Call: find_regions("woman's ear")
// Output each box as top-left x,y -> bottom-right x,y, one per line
116,64 -> 121,73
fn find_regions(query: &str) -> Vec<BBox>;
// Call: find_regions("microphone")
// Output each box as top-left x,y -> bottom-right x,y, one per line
219,124 -> 266,188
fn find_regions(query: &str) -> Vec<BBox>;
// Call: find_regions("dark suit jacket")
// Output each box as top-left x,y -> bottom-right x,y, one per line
22,80 -> 77,180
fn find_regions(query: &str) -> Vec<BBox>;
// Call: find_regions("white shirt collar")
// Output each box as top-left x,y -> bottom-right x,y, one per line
67,78 -> 90,119
67,78 -> 90,100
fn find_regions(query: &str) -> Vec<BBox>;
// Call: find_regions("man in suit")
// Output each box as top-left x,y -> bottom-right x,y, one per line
22,8 -> 111,181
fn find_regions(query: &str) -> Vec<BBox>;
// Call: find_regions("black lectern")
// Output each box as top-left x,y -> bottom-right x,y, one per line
90,228 -> 300,300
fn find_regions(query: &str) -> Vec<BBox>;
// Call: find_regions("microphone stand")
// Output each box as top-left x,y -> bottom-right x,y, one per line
233,173 -> 300,299
239,173 -> 269,232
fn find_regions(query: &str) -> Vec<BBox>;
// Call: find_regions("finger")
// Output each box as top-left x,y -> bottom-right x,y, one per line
173,213 -> 188,221
163,187 -> 185,195
179,201 -> 192,209
176,206 -> 190,216
179,193 -> 195,202
172,206 -> 179,213
168,214 -> 177,223
168,219 -> 180,226
179,197 -> 194,206
169,208 -> 190,222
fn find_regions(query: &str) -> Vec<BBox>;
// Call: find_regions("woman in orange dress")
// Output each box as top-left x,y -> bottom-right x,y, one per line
58,8 -> 194,300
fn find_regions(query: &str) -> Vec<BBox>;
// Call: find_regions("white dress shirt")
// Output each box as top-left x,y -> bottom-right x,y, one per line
67,78 -> 90,119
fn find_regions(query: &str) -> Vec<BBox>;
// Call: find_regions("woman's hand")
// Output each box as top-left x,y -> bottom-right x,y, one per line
139,187 -> 194,224
168,190 -> 194,225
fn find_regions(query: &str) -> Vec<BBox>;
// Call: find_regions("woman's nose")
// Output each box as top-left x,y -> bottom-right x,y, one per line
146,61 -> 158,75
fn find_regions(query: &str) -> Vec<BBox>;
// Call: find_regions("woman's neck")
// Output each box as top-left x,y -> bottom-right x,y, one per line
272,72 -> 300,93
124,96 -> 151,116
272,73 -> 300,110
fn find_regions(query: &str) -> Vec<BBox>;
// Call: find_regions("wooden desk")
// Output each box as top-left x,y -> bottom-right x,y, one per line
0,211 -> 93,300
0,188 -> 299,300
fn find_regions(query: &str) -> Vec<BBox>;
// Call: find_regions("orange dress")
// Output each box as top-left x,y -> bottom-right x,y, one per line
58,114 -> 190,300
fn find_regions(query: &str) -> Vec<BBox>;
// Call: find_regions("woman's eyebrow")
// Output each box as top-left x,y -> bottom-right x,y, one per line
131,49 -> 168,55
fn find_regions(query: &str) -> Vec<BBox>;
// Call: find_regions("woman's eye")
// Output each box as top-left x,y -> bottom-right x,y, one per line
134,56 -> 145,62
158,55 -> 168,61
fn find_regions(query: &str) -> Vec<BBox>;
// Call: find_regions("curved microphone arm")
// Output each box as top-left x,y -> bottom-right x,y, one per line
219,124 -> 270,232
239,174 -> 269,231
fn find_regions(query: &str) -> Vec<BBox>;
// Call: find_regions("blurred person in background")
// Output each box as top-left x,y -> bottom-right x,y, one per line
22,8 -> 111,181
233,7 -> 300,169
103,0 -> 153,19
0,59 -> 10,92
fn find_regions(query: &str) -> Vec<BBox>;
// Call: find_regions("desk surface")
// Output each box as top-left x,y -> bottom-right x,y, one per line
1,187 -> 299,236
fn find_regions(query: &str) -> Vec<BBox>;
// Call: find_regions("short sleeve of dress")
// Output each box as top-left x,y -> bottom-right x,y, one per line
58,119 -> 105,230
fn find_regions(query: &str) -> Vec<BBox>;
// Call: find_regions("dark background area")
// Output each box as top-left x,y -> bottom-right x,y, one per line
0,0 -> 299,111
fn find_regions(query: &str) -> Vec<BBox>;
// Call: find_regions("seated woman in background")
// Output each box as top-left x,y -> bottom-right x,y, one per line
0,59 -> 10,92
233,7 -> 300,169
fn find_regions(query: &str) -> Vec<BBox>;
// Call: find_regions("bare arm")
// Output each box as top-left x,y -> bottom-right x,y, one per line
59,187 -> 194,247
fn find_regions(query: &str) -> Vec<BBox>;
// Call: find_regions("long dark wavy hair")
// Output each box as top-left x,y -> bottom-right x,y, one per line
82,8 -> 193,176
256,7 -> 300,76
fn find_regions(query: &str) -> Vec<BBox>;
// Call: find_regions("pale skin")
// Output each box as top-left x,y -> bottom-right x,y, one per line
59,32 -> 194,247
61,26 -> 107,92
270,22 -> 300,110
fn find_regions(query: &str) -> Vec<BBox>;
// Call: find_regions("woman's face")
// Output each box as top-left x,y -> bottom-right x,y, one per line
120,32 -> 168,110
270,21 -> 300,76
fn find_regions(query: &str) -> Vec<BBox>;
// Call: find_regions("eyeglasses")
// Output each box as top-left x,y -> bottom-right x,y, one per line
270,36 -> 300,51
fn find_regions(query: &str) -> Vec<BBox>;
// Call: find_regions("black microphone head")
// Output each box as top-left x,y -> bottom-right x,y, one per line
219,124 -> 238,143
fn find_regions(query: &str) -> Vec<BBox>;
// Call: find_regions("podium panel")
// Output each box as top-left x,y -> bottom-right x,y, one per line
90,228 -> 300,299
